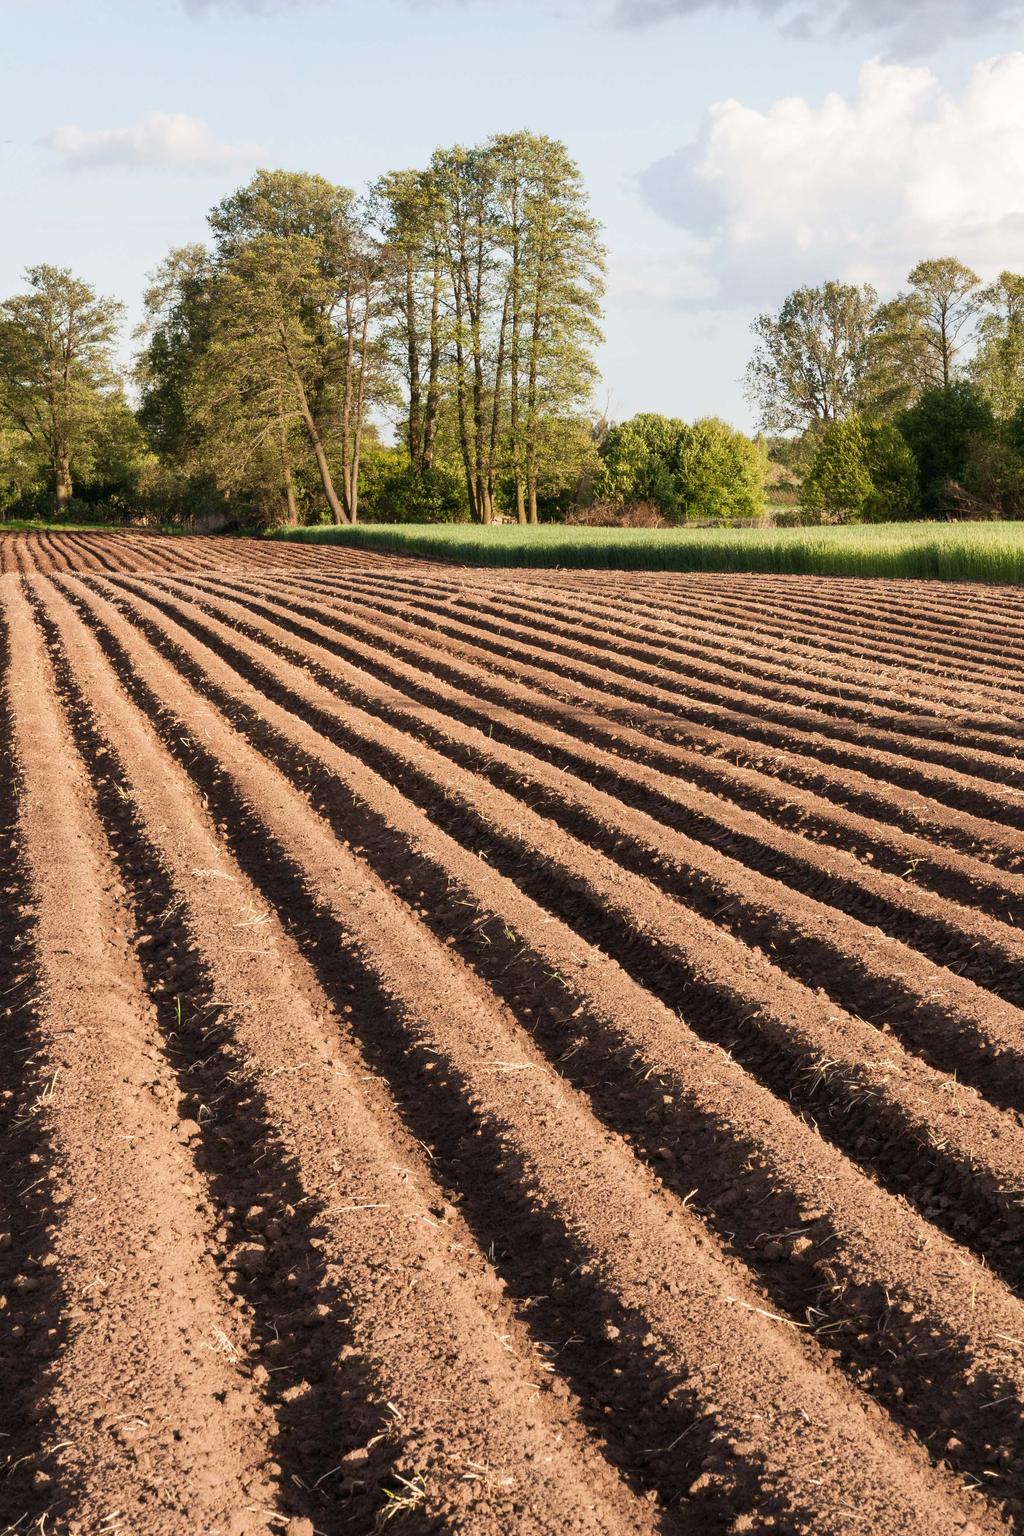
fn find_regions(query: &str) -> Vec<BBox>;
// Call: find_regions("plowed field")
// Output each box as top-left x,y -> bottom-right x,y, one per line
4,528 -> 1024,1536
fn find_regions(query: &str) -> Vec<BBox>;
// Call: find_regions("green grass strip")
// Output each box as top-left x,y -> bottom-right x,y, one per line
0,519 -> 196,536
268,521 -> 1024,583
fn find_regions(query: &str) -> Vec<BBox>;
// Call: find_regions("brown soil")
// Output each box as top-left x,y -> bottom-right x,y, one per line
3,528 -> 1024,1534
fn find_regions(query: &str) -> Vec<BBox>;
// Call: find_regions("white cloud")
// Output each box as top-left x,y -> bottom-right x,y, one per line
47,112 -> 261,174
614,0 -> 1022,53
641,54 -> 1024,305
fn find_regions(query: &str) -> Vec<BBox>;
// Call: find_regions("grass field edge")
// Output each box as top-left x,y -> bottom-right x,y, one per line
267,520 -> 1024,582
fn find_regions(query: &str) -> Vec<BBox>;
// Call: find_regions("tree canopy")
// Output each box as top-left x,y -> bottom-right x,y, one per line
6,162 -> 1024,531
0,265 -> 125,512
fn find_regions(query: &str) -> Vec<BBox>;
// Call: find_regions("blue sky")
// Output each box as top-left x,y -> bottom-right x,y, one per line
4,0 -> 1024,429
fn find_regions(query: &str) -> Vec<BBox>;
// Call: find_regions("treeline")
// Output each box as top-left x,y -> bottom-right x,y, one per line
749,260 -> 1024,522
0,134 -> 617,528
4,164 -> 1024,529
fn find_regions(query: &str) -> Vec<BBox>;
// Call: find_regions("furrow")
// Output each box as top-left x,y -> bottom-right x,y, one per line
518,566 -> 1024,679
115,575 -> 1024,1111
48,574 -> 1006,1535
311,569 -> 1024,861
74,577 -> 1024,1259
191,568 -> 1024,891
170,570 -> 1024,932
59,531 -> 126,575
2,578 -> 283,1535
27,576 -> 657,1536
76,572 -> 1024,1284
605,572 -> 1024,682
308,567 -> 1024,817
460,578 -> 1024,754
324,561 -> 1024,716
0,587 -> 66,1532
329,564 -> 1024,750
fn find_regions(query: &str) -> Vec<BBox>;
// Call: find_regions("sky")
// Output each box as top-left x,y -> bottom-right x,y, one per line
3,0 -> 1024,430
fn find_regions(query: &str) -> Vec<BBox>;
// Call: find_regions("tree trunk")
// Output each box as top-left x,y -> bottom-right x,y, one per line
423,251 -> 443,472
528,477 -> 538,525
450,262 -> 478,520
348,281 -> 372,524
282,460 -> 298,524
278,324 -> 349,525
405,255 -> 423,470
279,416 -> 298,524
53,448 -> 72,516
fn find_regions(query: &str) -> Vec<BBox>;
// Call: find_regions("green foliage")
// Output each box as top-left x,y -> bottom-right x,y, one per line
960,430 -> 1024,518
972,271 -> 1024,418
801,416 -> 918,523
905,257 -> 981,390
800,419 -> 873,521
597,413 -> 685,516
859,420 -> 919,522
596,412 -> 764,522
270,520 -> 1024,584
0,264 -> 124,511
136,245 -> 216,464
859,296 -> 933,418
746,282 -> 878,432
675,418 -> 765,521
357,444 -> 469,523
899,381 -> 996,512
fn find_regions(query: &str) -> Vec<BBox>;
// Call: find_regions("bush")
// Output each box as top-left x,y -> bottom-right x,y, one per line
800,419 -> 872,521
675,417 -> 766,522
596,414 -> 687,519
957,432 -> 1024,518
859,421 -> 920,522
566,500 -> 665,528
359,452 -> 470,524
899,382 -> 996,514
596,412 -> 765,524
801,416 -> 918,523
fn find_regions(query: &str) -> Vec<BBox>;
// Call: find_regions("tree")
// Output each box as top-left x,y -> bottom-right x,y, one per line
492,132 -> 604,523
597,413 -> 686,517
675,418 -> 765,521
972,270 -> 1024,418
899,381 -> 995,512
431,141 -> 507,523
208,169 -> 392,525
905,257 -> 981,390
860,420 -> 919,521
370,168 -> 448,481
801,416 -> 918,523
859,296 -> 933,418
800,418 -> 873,521
746,281 -> 877,432
358,442 -> 470,524
596,412 -> 763,523
137,245 -> 217,464
0,265 -> 123,512
426,133 -> 603,524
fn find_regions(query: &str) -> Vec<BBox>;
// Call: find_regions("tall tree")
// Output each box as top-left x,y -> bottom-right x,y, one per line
746,281 -> 877,433
207,169 -> 389,524
427,133 -> 603,524
972,270 -> 1024,418
370,168 -> 448,479
859,295 -> 933,418
0,265 -> 123,512
136,244 -> 217,466
493,132 -> 604,523
905,257 -> 981,390
431,141 -> 508,523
